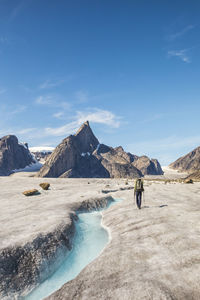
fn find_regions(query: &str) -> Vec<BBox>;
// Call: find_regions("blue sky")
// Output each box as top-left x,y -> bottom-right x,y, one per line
0,0 -> 200,165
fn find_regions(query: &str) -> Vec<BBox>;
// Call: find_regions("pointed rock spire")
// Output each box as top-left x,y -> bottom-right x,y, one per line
75,120 -> 99,153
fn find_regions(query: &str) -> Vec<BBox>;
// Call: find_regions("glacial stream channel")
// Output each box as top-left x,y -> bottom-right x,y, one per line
24,198 -> 121,300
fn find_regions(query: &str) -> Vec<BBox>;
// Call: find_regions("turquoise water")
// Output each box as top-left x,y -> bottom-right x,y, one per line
24,199 -> 121,300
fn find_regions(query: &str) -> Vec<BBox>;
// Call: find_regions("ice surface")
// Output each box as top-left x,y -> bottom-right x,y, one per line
12,161 -> 43,173
24,211 -> 109,300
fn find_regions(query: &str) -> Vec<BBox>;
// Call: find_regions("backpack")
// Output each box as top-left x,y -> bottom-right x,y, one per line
136,179 -> 143,191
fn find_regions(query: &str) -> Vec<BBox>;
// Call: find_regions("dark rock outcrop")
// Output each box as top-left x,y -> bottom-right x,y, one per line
37,121 -> 163,178
169,146 -> 200,173
0,135 -> 35,176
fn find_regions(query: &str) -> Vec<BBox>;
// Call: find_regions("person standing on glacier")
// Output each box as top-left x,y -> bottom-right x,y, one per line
134,178 -> 144,209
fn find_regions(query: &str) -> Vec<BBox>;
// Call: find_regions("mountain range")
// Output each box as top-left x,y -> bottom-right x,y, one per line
170,145 -> 200,180
37,121 -> 163,178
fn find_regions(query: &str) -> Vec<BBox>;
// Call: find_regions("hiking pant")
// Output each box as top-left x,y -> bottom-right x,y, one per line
136,191 -> 142,209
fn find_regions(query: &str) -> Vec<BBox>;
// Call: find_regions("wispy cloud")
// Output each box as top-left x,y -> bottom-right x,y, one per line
139,113 -> 166,124
17,128 -> 36,134
35,95 -> 71,110
0,37 -> 9,44
0,87 -> 6,94
75,90 -> 88,103
8,0 -> 32,22
53,112 -> 64,119
0,104 -> 27,130
167,25 -> 195,41
76,109 -> 121,128
35,95 -> 52,105
39,75 -> 75,90
39,79 -> 65,90
168,49 -> 191,63
45,108 -> 121,136
19,85 -> 34,93
10,105 -> 26,115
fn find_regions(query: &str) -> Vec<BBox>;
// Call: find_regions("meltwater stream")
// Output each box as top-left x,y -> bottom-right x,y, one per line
25,199 -> 121,300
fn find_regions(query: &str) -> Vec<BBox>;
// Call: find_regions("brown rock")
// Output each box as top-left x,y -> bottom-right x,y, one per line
39,183 -> 50,190
23,189 -> 39,196
184,179 -> 193,184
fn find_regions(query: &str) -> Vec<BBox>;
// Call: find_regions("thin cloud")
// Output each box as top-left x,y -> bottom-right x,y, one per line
19,85 -> 34,93
35,95 -> 53,105
39,75 -> 75,90
45,121 -> 80,137
39,79 -> 65,90
0,105 -> 27,132
8,0 -> 32,22
0,87 -> 6,94
53,112 -> 64,119
76,109 -> 121,128
17,128 -> 37,134
35,95 -> 71,110
0,37 -> 9,44
139,113 -> 166,125
167,25 -> 195,41
168,49 -> 191,63
45,109 -> 121,137
10,105 -> 26,115
75,90 -> 88,103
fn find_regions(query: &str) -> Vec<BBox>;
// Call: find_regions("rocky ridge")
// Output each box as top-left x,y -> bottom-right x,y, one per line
37,121 -> 163,178
169,145 -> 200,173
0,135 -> 35,176
185,170 -> 200,181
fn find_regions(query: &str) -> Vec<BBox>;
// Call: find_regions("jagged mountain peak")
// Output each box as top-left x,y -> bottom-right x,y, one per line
75,120 -> 90,136
74,121 -> 99,153
37,121 -> 163,178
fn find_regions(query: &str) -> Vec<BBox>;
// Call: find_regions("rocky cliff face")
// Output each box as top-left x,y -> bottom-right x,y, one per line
169,146 -> 200,173
37,121 -> 163,178
0,135 -> 35,176
132,156 -> 163,175
74,120 -> 99,153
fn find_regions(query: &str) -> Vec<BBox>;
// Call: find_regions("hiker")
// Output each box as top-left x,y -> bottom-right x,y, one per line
134,178 -> 144,209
